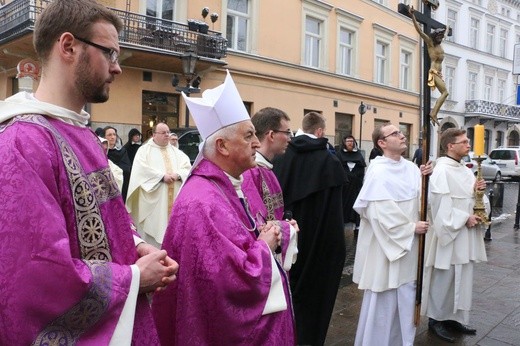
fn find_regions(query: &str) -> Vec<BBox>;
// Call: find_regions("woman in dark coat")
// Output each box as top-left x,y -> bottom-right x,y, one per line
104,126 -> 132,201
123,128 -> 142,165
336,135 -> 366,232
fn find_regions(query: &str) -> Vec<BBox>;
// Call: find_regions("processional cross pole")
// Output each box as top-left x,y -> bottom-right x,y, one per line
398,0 -> 451,325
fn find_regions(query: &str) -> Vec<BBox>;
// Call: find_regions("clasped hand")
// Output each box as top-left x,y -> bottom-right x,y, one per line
136,243 -> 179,294
258,221 -> 282,252
163,173 -> 179,184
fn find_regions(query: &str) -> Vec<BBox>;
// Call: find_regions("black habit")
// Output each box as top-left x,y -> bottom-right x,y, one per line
107,147 -> 132,201
336,149 -> 366,226
273,135 -> 347,346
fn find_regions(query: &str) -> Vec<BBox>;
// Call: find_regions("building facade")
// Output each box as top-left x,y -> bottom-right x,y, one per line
2,0 -> 476,159
430,0 -> 520,156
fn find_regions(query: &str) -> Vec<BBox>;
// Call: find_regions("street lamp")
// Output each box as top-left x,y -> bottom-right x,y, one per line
358,101 -> 367,151
172,49 -> 200,128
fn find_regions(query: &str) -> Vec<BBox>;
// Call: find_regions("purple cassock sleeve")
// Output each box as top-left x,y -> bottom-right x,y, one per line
153,159 -> 295,345
0,117 -> 157,344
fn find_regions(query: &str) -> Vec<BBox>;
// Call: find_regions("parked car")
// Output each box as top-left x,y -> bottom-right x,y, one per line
170,128 -> 202,163
488,147 -> 520,178
462,152 -> 501,181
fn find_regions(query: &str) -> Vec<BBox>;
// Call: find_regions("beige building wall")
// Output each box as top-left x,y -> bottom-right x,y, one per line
0,0 -> 424,155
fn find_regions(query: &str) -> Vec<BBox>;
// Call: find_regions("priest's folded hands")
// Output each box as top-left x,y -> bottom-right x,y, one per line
135,243 -> 179,293
163,173 -> 180,184
258,221 -> 282,252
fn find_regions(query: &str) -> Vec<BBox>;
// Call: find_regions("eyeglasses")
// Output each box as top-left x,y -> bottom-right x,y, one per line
272,129 -> 293,137
154,131 -> 170,135
75,36 -> 119,64
381,130 -> 403,139
452,140 -> 470,145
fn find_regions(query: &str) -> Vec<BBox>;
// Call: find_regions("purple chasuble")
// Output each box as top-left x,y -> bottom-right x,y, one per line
0,115 -> 158,344
152,159 -> 295,345
242,166 -> 292,262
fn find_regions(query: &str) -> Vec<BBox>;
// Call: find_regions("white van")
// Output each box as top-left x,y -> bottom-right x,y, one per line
488,147 -> 520,178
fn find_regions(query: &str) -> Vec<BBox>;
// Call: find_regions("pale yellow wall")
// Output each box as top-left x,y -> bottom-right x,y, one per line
0,0 -> 424,151
91,67 -> 184,127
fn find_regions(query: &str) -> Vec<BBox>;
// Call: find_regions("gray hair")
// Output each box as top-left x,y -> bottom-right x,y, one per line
202,123 -> 242,158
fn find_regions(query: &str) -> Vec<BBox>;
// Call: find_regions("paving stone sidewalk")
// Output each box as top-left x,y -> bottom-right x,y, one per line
325,180 -> 520,345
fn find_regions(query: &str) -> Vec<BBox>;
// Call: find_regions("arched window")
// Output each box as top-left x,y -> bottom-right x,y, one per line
508,130 -> 519,146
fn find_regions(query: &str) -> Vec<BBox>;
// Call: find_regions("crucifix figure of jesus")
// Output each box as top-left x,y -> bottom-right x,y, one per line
410,6 -> 448,126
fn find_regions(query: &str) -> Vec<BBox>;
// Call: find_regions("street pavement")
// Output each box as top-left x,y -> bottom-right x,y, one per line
325,180 -> 520,345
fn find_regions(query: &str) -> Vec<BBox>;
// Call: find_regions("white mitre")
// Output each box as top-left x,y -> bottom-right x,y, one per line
183,69 -> 250,140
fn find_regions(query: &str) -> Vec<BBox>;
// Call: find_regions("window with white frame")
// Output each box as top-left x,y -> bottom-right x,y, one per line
445,66 -> 455,100
375,41 -> 388,84
339,27 -> 354,75
146,0 -> 175,20
226,0 -> 250,52
400,49 -> 412,90
484,76 -> 493,101
468,71 -> 478,99
446,9 -> 456,42
304,16 -> 322,68
498,78 -> 506,102
501,6 -> 511,17
499,28 -> 507,58
470,18 -> 479,49
336,9 -> 361,77
496,131 -> 504,147
486,24 -> 495,54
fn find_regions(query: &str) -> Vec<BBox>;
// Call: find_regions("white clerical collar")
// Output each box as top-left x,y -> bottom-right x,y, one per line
302,133 -> 317,139
255,151 -> 273,169
0,91 -> 89,126
150,139 -> 169,149
224,172 -> 245,198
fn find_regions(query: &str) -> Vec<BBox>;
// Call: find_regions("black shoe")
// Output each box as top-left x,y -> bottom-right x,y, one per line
445,320 -> 477,335
428,319 -> 456,343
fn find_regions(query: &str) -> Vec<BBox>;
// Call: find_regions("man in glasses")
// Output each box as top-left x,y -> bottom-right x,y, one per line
0,0 -> 177,343
421,128 -> 487,342
353,122 -> 431,345
273,111 -> 347,346
126,122 -> 191,248
242,107 -> 299,273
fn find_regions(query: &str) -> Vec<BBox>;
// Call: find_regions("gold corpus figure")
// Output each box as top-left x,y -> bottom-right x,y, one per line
410,6 -> 448,126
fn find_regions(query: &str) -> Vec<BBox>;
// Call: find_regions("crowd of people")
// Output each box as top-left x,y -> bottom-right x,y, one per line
0,0 -> 488,345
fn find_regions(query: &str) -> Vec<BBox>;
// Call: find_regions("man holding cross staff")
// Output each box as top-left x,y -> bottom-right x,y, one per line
352,123 -> 432,345
350,1 -> 450,344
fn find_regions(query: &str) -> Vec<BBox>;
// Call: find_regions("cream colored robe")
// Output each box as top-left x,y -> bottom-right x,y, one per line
353,156 -> 422,345
353,156 -> 422,292
108,159 -> 124,191
126,140 -> 191,245
421,157 -> 487,323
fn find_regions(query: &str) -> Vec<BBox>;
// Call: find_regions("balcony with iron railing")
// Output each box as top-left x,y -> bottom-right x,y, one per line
465,100 -> 520,121
0,0 -> 227,60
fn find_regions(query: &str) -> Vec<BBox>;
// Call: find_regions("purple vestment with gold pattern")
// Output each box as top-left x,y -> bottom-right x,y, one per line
0,114 -> 158,344
242,165 -> 292,261
152,159 -> 295,345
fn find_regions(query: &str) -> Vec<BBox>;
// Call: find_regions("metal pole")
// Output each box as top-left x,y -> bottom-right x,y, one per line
184,91 -> 190,128
358,101 -> 366,152
359,115 -> 363,151
514,182 -> 520,229
485,189 -> 493,241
